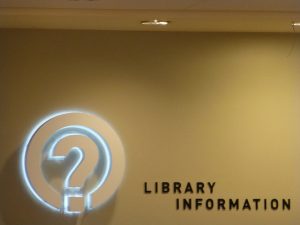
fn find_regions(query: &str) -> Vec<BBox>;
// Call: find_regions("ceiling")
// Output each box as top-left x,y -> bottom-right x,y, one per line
0,0 -> 300,32
1,0 -> 300,11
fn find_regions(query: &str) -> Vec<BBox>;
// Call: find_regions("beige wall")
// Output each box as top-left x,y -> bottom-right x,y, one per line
0,29 -> 300,225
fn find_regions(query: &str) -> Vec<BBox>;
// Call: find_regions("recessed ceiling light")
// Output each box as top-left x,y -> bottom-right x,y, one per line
141,19 -> 170,26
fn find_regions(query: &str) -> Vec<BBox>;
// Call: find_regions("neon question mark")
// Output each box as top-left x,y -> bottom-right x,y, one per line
45,125 -> 111,214
20,111 -> 125,215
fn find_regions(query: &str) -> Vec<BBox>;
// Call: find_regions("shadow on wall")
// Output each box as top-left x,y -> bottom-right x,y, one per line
0,150 -> 116,225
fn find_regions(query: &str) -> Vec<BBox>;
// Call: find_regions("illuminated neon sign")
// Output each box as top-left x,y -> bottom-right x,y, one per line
20,111 -> 126,215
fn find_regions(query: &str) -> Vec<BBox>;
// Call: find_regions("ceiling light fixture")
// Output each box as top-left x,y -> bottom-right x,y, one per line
292,22 -> 300,26
141,19 -> 170,26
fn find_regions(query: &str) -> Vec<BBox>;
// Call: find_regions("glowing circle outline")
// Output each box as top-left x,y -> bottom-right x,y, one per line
20,110 -> 125,215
